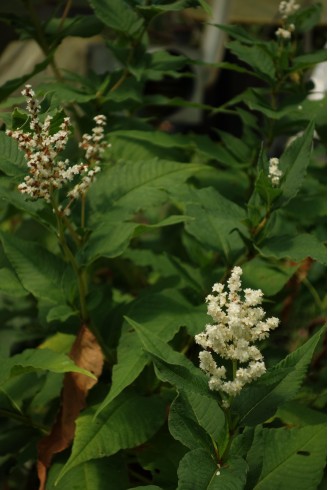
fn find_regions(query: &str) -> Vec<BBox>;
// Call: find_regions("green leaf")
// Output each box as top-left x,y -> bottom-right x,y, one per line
226,41 -> 276,83
0,268 -> 28,297
128,317 -> 215,399
0,232 -> 65,304
257,233 -> 326,265
96,290 -> 207,415
47,454 -> 128,490
251,425 -> 326,490
89,0 -> 144,38
275,400 -> 326,427
177,448 -> 248,490
290,49 -> 327,72
0,348 -> 95,386
169,391 -> 225,451
56,392 -> 166,482
276,122 -> 314,207
233,327 -> 325,426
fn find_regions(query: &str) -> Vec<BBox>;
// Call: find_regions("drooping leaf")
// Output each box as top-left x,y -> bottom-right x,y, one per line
0,131 -> 25,176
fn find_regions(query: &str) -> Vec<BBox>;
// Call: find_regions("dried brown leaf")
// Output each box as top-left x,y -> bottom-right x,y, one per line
37,325 -> 104,490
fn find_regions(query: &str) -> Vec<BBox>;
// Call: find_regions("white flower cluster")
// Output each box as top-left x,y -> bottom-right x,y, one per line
279,0 -> 300,18
275,24 -> 295,40
276,0 -> 299,39
195,267 -> 279,399
7,85 -> 108,205
268,157 -> 283,186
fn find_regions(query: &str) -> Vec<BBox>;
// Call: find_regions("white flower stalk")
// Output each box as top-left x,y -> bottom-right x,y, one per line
275,23 -> 295,40
7,85 -> 108,205
195,267 -> 279,400
268,157 -> 283,187
278,0 -> 300,19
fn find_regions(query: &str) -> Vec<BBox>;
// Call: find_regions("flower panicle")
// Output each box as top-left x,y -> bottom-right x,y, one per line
268,157 -> 282,187
6,84 -> 109,205
275,1 -> 299,40
195,267 -> 279,401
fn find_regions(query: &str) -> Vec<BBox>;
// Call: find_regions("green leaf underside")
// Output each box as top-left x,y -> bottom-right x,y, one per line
56,392 -> 166,482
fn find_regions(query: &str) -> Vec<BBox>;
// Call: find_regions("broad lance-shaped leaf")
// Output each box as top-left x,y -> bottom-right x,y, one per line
55,392 -> 166,483
95,291 -> 207,416
127,317 -> 216,399
169,391 -> 226,452
89,159 -> 208,214
0,348 -> 96,386
248,424 -> 326,490
256,233 -> 326,265
232,326 -> 325,426
177,448 -> 248,490
0,232 -> 65,304
275,121 -> 314,208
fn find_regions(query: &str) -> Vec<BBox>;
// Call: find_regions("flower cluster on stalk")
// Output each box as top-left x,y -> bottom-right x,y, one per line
275,0 -> 300,40
195,267 -> 279,403
6,85 -> 108,211
268,157 -> 282,187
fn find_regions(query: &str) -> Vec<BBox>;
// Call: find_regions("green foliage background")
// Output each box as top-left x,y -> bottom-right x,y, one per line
0,0 -> 326,489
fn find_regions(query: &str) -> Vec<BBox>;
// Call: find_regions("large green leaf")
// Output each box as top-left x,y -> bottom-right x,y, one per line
0,268 -> 28,297
177,448 -> 248,490
89,0 -> 144,38
257,233 -> 326,265
47,454 -> 128,490
96,290 -> 207,415
249,425 -> 326,490
0,232 -> 65,304
0,348 -> 95,386
232,327 -> 325,426
56,392 -> 166,482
